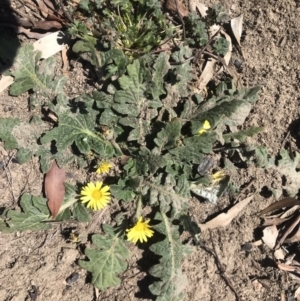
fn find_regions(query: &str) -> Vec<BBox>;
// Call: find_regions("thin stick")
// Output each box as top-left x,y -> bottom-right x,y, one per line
3,152 -> 17,203
174,0 -> 186,40
201,231 -> 241,301
87,206 -> 109,232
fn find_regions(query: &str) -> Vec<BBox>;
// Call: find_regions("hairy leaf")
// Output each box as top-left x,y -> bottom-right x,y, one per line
149,52 -> 170,99
0,117 -> 20,149
276,149 -> 300,197
143,173 -> 190,217
171,46 -> 193,97
41,109 -> 114,157
110,179 -> 136,202
5,194 -> 51,232
78,225 -> 130,291
154,119 -> 181,151
223,126 -> 263,143
149,212 -> 193,301
191,99 -> 246,134
10,44 -> 66,107
55,183 -> 90,222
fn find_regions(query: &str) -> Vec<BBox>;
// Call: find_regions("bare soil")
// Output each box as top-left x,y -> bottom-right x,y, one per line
1,0 -> 300,300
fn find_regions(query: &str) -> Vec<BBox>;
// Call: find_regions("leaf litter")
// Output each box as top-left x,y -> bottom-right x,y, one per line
1,1 -> 297,300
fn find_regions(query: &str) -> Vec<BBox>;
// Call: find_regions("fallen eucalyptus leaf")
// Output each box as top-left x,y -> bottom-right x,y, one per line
0,75 -> 14,93
199,195 -> 253,230
45,160 -> 66,218
259,197 -> 300,216
230,15 -> 243,46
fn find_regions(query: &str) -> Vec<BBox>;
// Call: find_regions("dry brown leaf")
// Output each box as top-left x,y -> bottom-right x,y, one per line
43,0 -> 56,11
45,160 -> 66,218
284,226 -> 300,244
274,248 -> 285,260
261,225 -> 278,249
230,14 -> 243,46
33,31 -> 70,59
33,20 -> 62,31
259,197 -> 300,216
165,0 -> 189,17
220,29 -> 232,66
262,216 -> 289,226
197,59 -> 217,92
36,0 -> 49,18
295,287 -> 300,300
14,26 -> 50,39
189,0 -> 208,17
276,215 -> 300,248
0,76 -> 14,94
199,195 -> 253,231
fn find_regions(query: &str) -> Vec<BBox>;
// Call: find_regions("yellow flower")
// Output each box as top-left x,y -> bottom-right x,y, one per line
126,217 -> 154,244
198,120 -> 211,135
96,161 -> 112,174
80,182 -> 111,210
212,171 -> 226,183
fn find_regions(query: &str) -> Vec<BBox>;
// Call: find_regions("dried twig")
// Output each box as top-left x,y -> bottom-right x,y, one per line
173,0 -> 186,40
201,231 -> 241,301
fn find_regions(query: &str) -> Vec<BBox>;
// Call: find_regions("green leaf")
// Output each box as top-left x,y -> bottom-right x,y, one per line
78,225 -> 130,291
143,173 -> 190,217
276,149 -> 300,197
171,46 -> 193,97
223,126 -> 263,143
41,108 -> 114,157
54,183 -> 91,222
73,202 -> 91,222
149,212 -> 193,301
115,60 -> 149,109
5,194 -> 51,232
0,117 -> 20,149
213,37 -> 229,55
10,44 -> 66,107
110,179 -> 136,202
191,99 -> 246,134
254,146 -> 274,168
149,52 -> 170,99
154,119 -> 182,151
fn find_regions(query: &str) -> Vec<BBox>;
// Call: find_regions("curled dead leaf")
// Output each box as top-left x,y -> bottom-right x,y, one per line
45,160 -> 66,218
199,195 -> 253,230
230,15 -> 243,46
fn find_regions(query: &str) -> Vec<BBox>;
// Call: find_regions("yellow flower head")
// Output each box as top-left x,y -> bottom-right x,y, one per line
126,217 -> 154,244
96,161 -> 112,174
212,171 -> 226,183
198,120 -> 211,135
80,181 -> 111,210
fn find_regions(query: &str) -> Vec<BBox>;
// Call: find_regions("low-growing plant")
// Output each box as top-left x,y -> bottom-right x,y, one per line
0,2 -> 263,300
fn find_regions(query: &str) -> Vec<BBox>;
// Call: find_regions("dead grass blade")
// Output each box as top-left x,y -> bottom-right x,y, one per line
275,214 -> 300,248
45,160 -> 65,218
199,195 -> 253,230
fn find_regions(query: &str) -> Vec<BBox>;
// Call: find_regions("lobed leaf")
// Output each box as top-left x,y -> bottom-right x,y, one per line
10,44 -> 66,108
5,194 -> 51,232
149,212 -> 193,301
78,225 -> 130,291
41,109 -> 114,157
